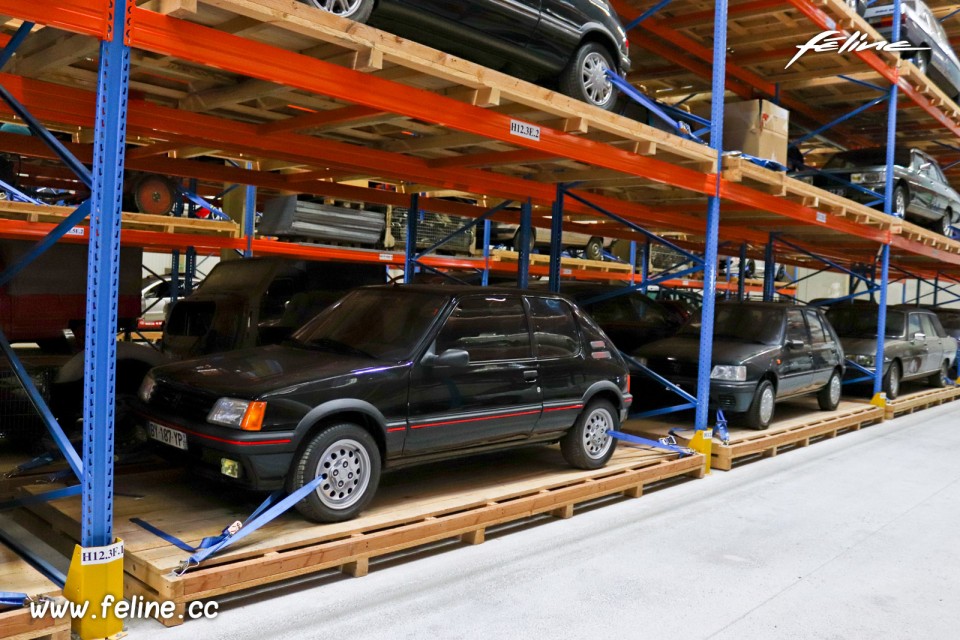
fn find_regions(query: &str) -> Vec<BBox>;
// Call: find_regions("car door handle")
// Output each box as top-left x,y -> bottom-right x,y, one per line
523,370 -> 538,382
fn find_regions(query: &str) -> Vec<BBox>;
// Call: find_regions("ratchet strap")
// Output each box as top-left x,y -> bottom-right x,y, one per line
0,485 -> 81,512
0,592 -> 28,607
608,430 -> 693,456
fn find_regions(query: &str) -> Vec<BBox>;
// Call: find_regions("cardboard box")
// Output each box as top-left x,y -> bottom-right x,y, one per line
723,99 -> 789,165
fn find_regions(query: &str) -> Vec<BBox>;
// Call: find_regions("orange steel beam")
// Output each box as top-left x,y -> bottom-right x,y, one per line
0,0 -> 107,38
258,105 -> 386,135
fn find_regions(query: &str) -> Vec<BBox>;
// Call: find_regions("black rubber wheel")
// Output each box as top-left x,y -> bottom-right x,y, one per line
559,42 -> 618,111
560,399 -> 618,470
893,185 -> 908,217
883,361 -> 901,400
928,360 -> 949,388
301,0 -> 374,22
817,369 -> 843,411
585,237 -> 604,261
133,173 -> 178,216
511,228 -> 535,255
289,423 -> 381,523
745,380 -> 775,430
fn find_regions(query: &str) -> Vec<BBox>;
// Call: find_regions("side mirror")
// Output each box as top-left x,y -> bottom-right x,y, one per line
913,332 -> 926,341
786,339 -> 804,349
422,348 -> 470,368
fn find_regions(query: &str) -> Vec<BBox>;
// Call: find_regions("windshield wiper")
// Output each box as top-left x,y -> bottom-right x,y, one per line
306,337 -> 376,359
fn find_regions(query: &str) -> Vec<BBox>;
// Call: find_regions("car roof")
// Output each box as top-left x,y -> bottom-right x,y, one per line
362,284 -> 571,299
716,300 -> 802,309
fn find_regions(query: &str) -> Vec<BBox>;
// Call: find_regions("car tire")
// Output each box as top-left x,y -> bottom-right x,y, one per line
745,380 -> 775,430
511,228 -> 535,255
928,360 -> 949,388
817,369 -> 843,411
883,360 -> 901,400
941,209 -> 955,238
559,42 -> 618,111
301,0 -> 374,22
289,422 -> 381,523
560,399 -> 618,469
893,185 -> 908,217
585,237 -> 604,261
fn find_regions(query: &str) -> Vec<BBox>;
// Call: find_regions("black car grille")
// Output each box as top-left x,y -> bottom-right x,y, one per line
149,383 -> 216,423
646,358 -> 699,380
717,395 -> 738,408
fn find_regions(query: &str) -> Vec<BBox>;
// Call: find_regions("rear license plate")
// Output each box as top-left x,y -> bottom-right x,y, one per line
827,187 -> 845,196
148,421 -> 188,450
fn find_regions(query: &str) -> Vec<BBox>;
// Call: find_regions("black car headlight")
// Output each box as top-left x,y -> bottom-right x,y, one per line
710,365 -> 747,382
138,373 -> 156,403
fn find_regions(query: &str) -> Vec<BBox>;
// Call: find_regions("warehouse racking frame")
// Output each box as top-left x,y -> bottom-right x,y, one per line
1,0 -> 960,633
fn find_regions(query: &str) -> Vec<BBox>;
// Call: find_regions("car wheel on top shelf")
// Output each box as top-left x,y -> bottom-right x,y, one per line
585,237 -> 604,261
560,42 -> 618,111
302,0 -> 374,22
893,185 -> 908,217
940,210 -> 954,237
912,50 -> 930,77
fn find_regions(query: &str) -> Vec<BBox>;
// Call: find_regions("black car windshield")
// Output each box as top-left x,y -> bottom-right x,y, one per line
292,289 -> 448,360
826,308 -> 905,339
679,306 -> 783,345
823,149 -> 911,169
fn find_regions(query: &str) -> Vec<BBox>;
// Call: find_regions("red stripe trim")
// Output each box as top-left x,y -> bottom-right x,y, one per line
386,427 -> 406,433
411,409 -> 540,430
147,416 -> 292,446
544,404 -> 583,413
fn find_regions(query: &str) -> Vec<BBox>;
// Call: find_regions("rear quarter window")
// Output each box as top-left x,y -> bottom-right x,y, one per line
527,297 -> 580,359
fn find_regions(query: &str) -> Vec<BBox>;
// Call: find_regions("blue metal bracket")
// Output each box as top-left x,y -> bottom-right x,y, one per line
177,185 -> 232,221
0,177 -> 43,204
606,71 -> 703,143
714,410 -> 730,445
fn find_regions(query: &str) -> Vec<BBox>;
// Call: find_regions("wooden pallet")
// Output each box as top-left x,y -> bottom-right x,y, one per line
491,249 -> 633,274
883,386 -> 960,419
21,445 -> 702,626
0,542 -> 70,640
0,201 -> 240,237
624,399 -> 885,471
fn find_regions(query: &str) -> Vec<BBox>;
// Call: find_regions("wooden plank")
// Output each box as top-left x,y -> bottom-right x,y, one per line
624,399 -> 885,471
0,542 -> 69,640
23,446 -> 702,623
884,386 -> 960,419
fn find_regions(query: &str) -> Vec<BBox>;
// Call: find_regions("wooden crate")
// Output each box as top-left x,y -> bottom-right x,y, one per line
884,386 -> 960,419
0,543 -> 70,640
22,445 -> 703,626
624,399 -> 885,471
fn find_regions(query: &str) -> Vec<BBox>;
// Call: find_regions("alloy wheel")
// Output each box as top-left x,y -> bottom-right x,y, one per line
759,385 -> 775,424
581,52 -> 613,107
313,438 -> 372,510
308,0 -> 366,17
582,407 -> 614,459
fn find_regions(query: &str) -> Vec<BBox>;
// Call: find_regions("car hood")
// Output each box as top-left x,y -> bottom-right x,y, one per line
151,344 -> 405,398
635,336 -> 779,365
837,337 -> 896,355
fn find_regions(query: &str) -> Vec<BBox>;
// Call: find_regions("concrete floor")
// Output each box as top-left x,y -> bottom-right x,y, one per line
131,401 -> 960,640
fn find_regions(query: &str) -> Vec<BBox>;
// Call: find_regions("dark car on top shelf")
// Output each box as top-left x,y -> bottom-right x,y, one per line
634,302 -> 845,429
826,304 -> 958,398
859,0 -> 960,101
299,0 -> 630,111
792,147 -> 960,237
135,285 -> 631,522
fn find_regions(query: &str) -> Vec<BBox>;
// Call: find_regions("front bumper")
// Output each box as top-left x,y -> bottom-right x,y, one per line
136,410 -> 296,491
646,375 -> 756,413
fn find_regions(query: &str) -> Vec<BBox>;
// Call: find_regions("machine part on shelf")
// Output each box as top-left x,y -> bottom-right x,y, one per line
261,195 -> 386,246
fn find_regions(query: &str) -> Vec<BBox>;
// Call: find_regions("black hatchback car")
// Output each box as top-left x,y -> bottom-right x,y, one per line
634,303 -> 845,429
301,0 -> 631,111
136,286 -> 632,522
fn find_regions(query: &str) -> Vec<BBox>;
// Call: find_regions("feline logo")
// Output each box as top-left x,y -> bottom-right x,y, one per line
786,30 -> 928,69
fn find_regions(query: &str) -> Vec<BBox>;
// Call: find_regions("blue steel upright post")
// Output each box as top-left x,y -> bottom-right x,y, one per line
404,193 -> 419,283
693,0 -> 728,448
873,0 -> 900,404
549,185 -> 564,292
517,199 -> 532,289
62,0 -> 131,637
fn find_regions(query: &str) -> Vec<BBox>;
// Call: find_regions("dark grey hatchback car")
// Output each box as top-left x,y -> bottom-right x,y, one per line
635,303 -> 845,429
136,286 -> 632,522
301,0 -> 631,110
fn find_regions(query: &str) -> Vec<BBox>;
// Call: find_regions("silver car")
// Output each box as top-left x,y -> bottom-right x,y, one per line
793,148 -> 960,236
862,0 -> 960,100
826,304 -> 958,398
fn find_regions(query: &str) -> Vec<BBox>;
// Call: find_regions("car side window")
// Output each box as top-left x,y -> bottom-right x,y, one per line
803,310 -> 827,344
908,313 -> 923,338
919,314 -> 941,338
786,309 -> 807,343
527,297 -> 580,359
435,295 -> 531,362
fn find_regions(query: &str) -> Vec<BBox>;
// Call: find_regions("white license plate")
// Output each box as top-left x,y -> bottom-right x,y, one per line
148,422 -> 188,450
828,187 -> 846,195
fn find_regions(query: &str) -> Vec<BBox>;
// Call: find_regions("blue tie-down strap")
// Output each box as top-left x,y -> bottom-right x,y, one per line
1,452 -> 57,479
0,592 -> 29,608
607,430 -> 693,457
132,474 -> 326,575
714,410 -> 730,445
0,485 -> 81,513
726,151 -> 787,173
